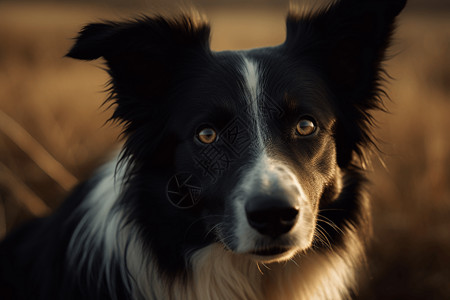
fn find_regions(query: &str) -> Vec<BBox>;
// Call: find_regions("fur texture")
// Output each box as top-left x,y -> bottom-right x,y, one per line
0,1 -> 406,299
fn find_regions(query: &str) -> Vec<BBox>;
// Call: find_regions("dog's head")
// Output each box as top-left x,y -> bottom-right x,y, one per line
68,0 -> 405,266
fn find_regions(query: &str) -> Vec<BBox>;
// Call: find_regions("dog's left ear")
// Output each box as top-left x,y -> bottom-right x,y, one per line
67,16 -> 211,165
66,15 -> 211,129
285,0 -> 406,168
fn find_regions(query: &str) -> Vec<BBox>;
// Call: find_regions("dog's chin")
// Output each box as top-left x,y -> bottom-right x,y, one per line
220,241 -> 299,263
248,247 -> 298,263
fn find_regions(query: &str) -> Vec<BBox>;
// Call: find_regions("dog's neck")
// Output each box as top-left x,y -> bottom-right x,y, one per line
130,238 -> 363,300
68,158 -> 364,300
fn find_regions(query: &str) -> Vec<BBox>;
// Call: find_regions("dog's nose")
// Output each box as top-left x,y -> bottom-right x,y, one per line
245,196 -> 299,238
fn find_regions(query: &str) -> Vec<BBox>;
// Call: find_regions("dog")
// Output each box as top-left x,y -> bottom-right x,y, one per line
0,0 -> 406,299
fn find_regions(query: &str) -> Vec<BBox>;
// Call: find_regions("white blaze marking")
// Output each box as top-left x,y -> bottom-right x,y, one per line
240,56 -> 265,148
241,57 -> 260,103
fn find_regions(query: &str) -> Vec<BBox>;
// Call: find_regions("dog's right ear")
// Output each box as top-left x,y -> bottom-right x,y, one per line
284,0 -> 406,168
66,15 -> 211,126
66,16 -> 211,62
66,22 -> 119,60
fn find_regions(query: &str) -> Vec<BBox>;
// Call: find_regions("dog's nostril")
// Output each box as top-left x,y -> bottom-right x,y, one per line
245,197 -> 299,238
280,208 -> 298,222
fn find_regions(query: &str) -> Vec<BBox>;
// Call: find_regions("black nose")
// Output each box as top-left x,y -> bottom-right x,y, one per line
245,196 -> 299,238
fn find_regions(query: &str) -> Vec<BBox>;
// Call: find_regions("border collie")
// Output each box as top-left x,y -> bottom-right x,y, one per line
0,0 -> 406,299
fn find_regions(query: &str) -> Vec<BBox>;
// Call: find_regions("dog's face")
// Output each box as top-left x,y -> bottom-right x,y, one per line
67,0 -> 406,267
161,52 -> 339,262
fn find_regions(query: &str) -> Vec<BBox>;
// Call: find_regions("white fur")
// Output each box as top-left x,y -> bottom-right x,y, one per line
183,226 -> 364,300
67,157 -> 134,298
240,55 -> 266,147
127,228 -> 362,300
241,56 -> 260,104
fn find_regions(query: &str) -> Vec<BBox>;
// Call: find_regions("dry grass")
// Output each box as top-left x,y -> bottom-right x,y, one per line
358,11 -> 450,299
0,2 -> 449,299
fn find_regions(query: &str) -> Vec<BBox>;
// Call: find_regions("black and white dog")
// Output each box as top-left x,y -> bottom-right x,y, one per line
0,0 -> 406,299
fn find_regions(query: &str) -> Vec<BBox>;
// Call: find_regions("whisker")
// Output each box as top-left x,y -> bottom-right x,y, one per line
318,208 -> 345,213
217,233 -> 235,247
317,215 -> 344,235
256,262 -> 264,275
314,225 -> 333,251
204,223 -> 222,239
289,257 -> 300,268
183,214 -> 228,239
261,262 -> 271,270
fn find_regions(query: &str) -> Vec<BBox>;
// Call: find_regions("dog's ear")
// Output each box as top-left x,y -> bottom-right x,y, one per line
285,0 -> 406,168
66,22 -> 117,60
66,15 -> 211,127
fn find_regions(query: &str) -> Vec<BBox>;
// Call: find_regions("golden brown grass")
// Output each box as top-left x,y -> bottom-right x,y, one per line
0,2 -> 449,298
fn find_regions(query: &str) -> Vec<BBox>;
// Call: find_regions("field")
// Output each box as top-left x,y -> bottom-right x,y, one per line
0,1 -> 449,299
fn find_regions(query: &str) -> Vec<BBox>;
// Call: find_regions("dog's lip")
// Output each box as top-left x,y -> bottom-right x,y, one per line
250,246 -> 291,256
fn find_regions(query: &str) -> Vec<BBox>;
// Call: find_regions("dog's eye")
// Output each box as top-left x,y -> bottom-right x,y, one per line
197,128 -> 217,144
296,118 -> 316,136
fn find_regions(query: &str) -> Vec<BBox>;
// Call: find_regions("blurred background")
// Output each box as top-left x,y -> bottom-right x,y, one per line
0,0 -> 449,299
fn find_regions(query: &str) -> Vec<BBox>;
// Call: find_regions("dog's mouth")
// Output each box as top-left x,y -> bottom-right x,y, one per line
249,246 -> 297,262
251,247 -> 290,256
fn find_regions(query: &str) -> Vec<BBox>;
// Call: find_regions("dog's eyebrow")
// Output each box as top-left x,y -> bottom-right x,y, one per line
281,91 -> 335,123
283,92 -> 298,111
282,92 -> 322,112
189,96 -> 237,113
181,98 -> 236,125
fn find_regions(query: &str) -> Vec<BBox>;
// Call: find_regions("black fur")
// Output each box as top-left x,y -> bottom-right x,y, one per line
0,1 -> 406,299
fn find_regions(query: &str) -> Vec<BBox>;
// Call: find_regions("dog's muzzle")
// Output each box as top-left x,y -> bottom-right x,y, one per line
228,154 -> 314,261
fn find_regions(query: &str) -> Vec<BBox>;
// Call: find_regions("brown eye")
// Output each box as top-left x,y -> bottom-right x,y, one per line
296,118 -> 316,136
197,128 -> 217,144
